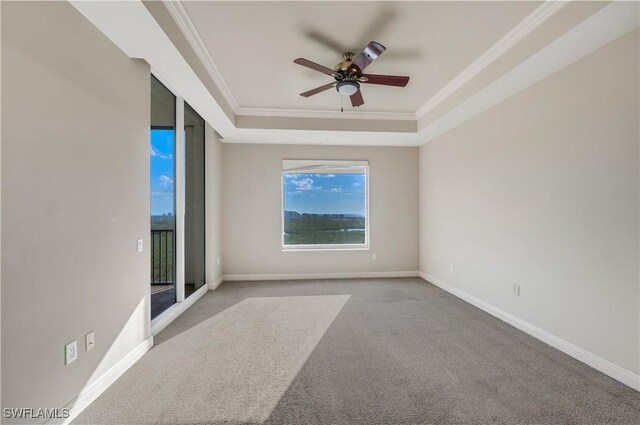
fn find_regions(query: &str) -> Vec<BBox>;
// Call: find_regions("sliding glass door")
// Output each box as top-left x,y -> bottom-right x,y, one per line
149,76 -> 207,321
184,103 -> 206,297
150,76 -> 176,320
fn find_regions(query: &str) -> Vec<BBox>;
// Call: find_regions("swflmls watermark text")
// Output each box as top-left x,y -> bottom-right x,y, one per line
3,408 -> 70,419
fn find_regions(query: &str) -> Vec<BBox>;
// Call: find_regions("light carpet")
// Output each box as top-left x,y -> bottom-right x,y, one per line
74,277 -> 640,425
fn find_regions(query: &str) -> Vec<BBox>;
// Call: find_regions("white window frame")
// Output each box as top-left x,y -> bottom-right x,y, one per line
281,160 -> 370,251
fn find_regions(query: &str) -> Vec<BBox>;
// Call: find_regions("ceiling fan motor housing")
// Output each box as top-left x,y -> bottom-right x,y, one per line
333,52 -> 357,74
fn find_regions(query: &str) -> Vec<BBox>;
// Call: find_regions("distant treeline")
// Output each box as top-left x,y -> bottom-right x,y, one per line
284,210 -> 364,219
151,215 -> 174,230
284,216 -> 365,245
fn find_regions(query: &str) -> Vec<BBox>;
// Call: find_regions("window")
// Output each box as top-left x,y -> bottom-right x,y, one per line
149,76 -> 208,322
282,160 -> 369,250
150,75 -> 176,320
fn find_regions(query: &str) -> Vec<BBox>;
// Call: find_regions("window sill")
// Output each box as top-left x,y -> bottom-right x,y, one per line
282,245 -> 370,252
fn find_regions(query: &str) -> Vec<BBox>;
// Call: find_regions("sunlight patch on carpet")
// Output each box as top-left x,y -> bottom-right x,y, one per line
74,295 -> 350,424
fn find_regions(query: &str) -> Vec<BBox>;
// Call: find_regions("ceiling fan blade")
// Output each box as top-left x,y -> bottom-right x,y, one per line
352,41 -> 386,71
361,74 -> 410,87
300,82 -> 337,97
303,30 -> 347,55
350,90 -> 364,107
294,58 -> 336,76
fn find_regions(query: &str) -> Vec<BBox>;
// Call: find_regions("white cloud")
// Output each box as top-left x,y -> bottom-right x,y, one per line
159,175 -> 173,188
314,174 -> 335,178
151,191 -> 172,198
329,187 -> 342,192
151,146 -> 172,160
291,178 -> 314,191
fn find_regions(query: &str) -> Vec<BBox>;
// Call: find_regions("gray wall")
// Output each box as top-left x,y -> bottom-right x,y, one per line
419,30 -> 639,375
1,1 -> 151,420
222,144 -> 419,277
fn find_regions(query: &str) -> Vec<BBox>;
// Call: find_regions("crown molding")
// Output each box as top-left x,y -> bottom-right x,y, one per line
163,0 -> 240,112
73,0 -> 635,147
237,107 -> 416,121
162,0 -> 567,124
419,0 -> 639,145
415,0 -> 568,120
162,1 -> 415,122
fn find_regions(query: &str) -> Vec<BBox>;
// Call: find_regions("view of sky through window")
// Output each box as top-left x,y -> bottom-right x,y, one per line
150,129 -> 175,216
283,173 -> 365,216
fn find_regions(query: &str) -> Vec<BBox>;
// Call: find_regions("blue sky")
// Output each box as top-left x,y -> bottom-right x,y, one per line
150,129 -> 174,215
150,132 -> 366,216
284,173 -> 365,215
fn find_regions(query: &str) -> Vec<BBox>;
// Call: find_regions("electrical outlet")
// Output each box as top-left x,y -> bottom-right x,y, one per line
449,264 -> 455,272
65,341 -> 78,365
372,253 -> 377,261
85,331 -> 95,351
513,284 -> 520,297
137,239 -> 143,252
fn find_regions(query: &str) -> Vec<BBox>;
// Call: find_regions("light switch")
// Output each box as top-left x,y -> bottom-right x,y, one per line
137,239 -> 143,252
85,331 -> 95,351
513,284 -> 521,297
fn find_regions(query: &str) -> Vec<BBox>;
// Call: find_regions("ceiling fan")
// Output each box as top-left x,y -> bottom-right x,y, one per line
294,41 -> 410,107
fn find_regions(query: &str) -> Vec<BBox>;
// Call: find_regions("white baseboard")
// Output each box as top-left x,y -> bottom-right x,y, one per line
419,272 -> 640,391
223,270 -> 420,281
151,282 -> 209,336
47,336 -> 154,425
47,282 -> 217,424
208,275 -> 224,291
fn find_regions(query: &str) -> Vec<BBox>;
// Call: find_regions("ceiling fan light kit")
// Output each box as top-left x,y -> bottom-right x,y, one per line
294,41 -> 410,108
336,80 -> 359,96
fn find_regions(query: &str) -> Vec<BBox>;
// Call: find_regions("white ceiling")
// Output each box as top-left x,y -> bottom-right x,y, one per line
181,1 -> 540,114
72,1 -> 638,146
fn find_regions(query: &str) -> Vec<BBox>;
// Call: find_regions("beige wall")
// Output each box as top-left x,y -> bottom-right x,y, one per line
419,30 -> 639,374
222,144 -> 419,277
206,125 -> 224,286
1,2 -> 151,420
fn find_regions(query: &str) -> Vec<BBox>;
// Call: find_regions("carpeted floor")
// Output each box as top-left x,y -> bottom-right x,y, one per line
74,277 -> 640,425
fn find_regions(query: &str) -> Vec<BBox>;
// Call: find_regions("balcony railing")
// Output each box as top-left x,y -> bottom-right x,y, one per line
151,229 -> 174,284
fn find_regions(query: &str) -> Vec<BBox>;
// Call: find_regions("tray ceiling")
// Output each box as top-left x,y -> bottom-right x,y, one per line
181,1 -> 541,115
